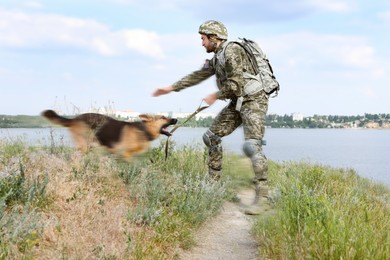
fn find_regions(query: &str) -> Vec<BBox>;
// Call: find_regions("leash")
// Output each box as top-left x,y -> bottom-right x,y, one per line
165,101 -> 210,160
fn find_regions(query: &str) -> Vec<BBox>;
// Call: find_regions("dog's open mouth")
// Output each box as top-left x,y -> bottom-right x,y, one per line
160,118 -> 178,137
160,127 -> 171,136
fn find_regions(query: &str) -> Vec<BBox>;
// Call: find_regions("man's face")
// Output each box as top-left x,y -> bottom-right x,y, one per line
201,34 -> 215,53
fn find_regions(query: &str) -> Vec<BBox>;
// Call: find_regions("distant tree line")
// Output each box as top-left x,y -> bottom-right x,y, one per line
1,113 -> 389,129
0,115 -> 48,128
265,113 -> 390,128
179,113 -> 390,129
178,116 -> 214,128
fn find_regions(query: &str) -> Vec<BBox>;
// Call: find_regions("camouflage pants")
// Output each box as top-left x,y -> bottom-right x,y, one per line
207,92 -> 269,181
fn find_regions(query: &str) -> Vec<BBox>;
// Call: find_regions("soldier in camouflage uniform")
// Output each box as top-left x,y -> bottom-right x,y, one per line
152,20 -> 269,207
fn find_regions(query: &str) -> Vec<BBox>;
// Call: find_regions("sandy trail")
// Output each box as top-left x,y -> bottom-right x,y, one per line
178,189 -> 272,260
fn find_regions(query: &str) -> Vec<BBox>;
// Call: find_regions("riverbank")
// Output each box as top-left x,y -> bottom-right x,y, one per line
2,113 -> 390,129
1,141 -> 389,259
1,127 -> 390,188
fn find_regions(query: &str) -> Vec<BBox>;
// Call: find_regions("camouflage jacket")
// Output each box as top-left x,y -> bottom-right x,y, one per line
172,41 -> 256,100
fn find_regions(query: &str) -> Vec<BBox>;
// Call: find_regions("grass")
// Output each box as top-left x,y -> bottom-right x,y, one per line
115,141 -> 237,257
0,141 -> 50,258
0,138 -> 248,258
253,162 -> 390,259
1,137 -> 389,259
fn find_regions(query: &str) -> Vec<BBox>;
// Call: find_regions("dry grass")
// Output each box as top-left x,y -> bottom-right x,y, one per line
4,139 -> 388,259
37,157 -> 132,258
1,141 -> 235,259
1,146 -> 135,258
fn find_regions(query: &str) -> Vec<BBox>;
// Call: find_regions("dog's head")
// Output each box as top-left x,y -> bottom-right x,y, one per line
139,114 -> 178,137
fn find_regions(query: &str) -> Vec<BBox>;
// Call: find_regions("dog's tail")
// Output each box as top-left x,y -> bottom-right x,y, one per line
41,109 -> 73,127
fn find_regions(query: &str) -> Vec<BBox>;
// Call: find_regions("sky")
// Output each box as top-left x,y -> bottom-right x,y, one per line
0,0 -> 389,116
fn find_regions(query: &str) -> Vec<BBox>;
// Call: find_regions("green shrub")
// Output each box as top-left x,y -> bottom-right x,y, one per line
117,143 -> 233,257
0,143 -> 50,258
253,162 -> 390,259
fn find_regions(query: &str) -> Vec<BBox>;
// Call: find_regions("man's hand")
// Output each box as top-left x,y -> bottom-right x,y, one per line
152,86 -> 174,97
203,92 -> 218,106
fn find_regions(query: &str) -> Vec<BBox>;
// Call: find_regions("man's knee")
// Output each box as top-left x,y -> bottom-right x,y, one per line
243,139 -> 268,181
243,139 -> 262,158
203,129 -> 222,148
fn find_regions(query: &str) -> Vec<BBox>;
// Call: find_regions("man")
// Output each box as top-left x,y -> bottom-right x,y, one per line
152,20 -> 270,208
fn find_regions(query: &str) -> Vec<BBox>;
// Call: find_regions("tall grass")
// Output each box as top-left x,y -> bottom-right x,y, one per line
114,141 -> 235,257
253,162 -> 390,259
2,136 -> 388,259
0,138 -> 247,259
0,141 -> 50,258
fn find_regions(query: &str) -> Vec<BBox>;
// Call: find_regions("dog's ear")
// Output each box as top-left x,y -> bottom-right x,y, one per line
139,114 -> 152,122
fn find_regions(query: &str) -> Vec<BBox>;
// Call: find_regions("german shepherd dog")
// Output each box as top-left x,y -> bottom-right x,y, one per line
41,110 -> 177,161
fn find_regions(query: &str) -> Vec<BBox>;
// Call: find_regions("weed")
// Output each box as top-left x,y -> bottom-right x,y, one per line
2,138 -> 387,259
0,142 -> 50,258
253,162 -> 390,259
120,143 -> 230,257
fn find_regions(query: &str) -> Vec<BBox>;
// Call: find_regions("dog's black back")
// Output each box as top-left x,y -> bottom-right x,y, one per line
41,109 -> 177,160
71,113 -> 152,149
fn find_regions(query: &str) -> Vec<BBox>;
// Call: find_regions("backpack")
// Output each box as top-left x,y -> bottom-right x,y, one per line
222,38 -> 280,97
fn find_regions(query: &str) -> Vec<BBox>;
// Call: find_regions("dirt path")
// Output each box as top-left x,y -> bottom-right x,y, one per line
178,189 -> 272,260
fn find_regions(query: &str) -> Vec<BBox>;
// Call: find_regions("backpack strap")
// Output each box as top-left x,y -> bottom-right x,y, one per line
236,38 -> 277,80
233,39 -> 260,75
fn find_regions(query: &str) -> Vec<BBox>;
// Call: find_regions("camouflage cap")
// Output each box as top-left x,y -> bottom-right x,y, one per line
198,20 -> 228,40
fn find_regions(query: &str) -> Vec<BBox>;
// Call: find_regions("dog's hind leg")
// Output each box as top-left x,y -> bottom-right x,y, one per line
70,132 -> 89,153
69,123 -> 92,153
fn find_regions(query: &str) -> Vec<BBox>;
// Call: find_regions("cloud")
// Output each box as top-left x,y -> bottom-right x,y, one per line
258,32 -> 381,73
378,11 -> 390,24
23,1 -> 44,9
0,8 -> 164,58
308,0 -> 354,12
112,0 -> 355,23
111,0 -> 179,10
121,29 -> 164,58
106,0 -> 355,24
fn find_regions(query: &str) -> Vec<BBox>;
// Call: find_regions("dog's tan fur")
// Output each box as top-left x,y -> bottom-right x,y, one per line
41,109 -> 177,160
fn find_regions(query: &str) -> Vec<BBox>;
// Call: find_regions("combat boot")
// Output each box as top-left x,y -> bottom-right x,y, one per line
253,181 -> 269,204
245,181 -> 270,215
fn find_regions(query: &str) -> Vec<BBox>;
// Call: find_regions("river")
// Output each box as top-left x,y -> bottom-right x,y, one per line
1,127 -> 389,187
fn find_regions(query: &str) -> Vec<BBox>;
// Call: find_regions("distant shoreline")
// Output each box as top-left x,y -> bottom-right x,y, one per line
1,113 -> 390,129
